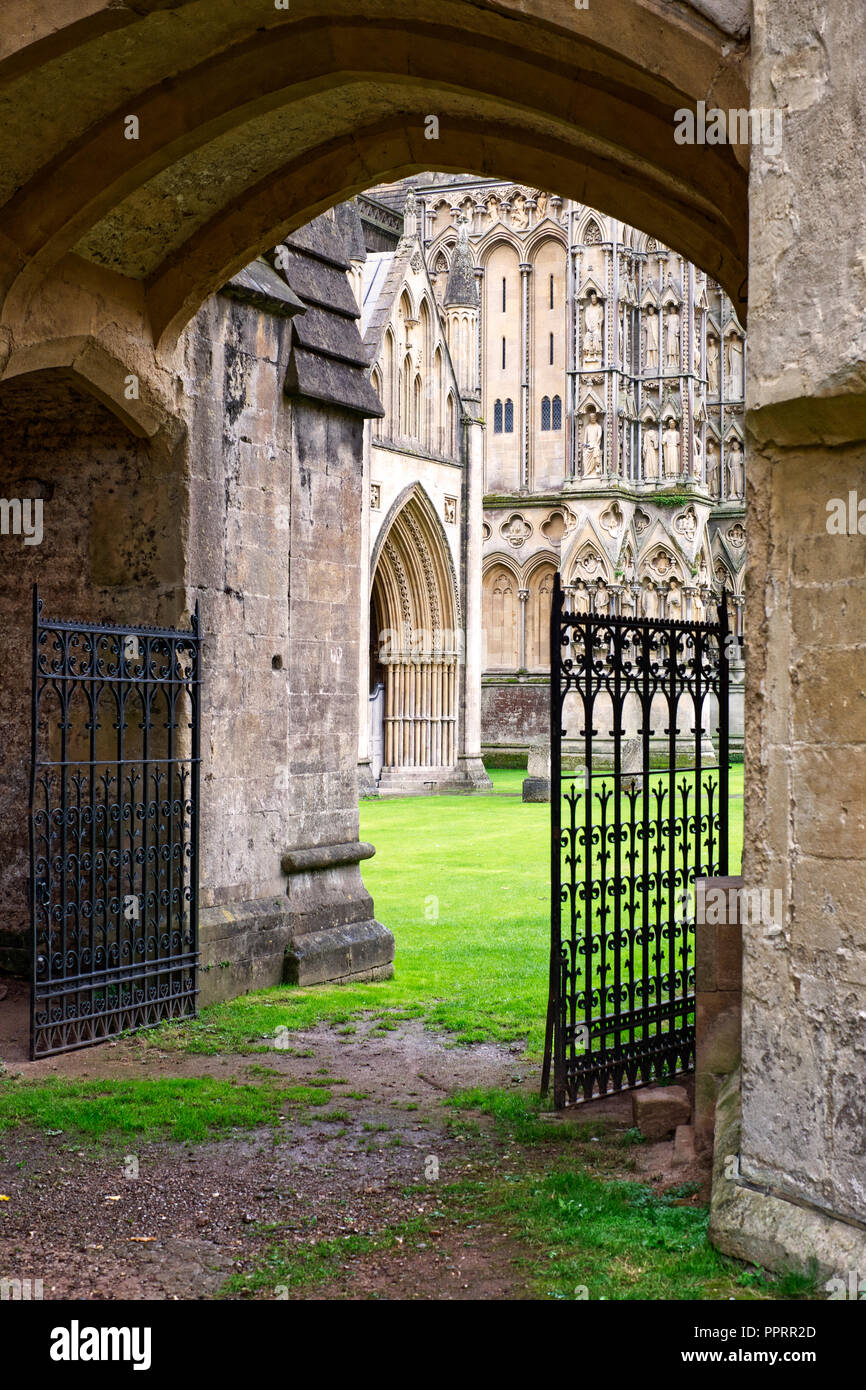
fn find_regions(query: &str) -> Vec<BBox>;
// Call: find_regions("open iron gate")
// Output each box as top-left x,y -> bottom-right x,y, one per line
29,589 -> 201,1058
542,573 -> 729,1107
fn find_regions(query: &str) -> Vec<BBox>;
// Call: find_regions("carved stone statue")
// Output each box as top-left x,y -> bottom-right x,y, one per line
535,191 -> 549,220
667,581 -> 682,620
707,336 -> 720,395
644,305 -> 659,369
707,438 -> 721,495
641,581 -> 658,618
584,292 -> 604,360
665,307 -> 680,369
510,193 -> 528,229
642,428 -> 659,480
485,194 -> 500,225
594,582 -> 610,615
583,410 -> 604,476
662,418 -> 680,477
726,334 -> 744,397
403,187 -> 418,239
727,439 -> 745,497
693,431 -> 703,481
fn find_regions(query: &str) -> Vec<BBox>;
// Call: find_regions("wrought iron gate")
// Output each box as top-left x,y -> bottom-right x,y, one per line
29,589 -> 201,1058
542,573 -> 729,1106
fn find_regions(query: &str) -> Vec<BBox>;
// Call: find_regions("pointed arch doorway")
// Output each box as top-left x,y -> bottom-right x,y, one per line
368,487 -> 462,793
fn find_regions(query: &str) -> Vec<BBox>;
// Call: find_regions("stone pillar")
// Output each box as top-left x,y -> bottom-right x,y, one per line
193,222 -> 394,1001
710,0 -> 866,1279
519,263 -> 532,490
695,877 -> 743,1157
728,646 -> 745,761
357,426 -> 375,794
457,409 -> 491,788
517,587 -> 529,668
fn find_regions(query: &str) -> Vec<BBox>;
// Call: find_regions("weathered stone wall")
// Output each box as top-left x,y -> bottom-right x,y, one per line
184,288 -> 392,999
0,375 -> 185,970
737,444 -> 866,1231
709,0 -> 866,1276
184,292 -> 294,911
695,877 -> 743,1157
481,677 -> 548,757
0,282 -> 394,1001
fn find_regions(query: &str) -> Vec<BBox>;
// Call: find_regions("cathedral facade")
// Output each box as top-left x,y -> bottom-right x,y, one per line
338,194 -> 489,795
349,175 -> 746,781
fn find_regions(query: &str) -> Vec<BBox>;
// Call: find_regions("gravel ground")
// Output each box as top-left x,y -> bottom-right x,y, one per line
0,991 -> 543,1299
0,983 -> 703,1300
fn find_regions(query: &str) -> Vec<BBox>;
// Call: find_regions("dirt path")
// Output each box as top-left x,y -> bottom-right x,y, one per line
1,981 -> 707,1300
0,1000 -> 545,1300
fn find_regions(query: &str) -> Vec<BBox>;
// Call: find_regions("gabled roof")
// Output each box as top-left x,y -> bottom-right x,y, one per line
274,214 -> 383,418
360,243 -> 415,359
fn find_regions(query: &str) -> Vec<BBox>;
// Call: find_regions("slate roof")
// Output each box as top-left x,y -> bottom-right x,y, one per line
222,259 -> 306,317
279,216 -> 383,417
222,213 -> 383,419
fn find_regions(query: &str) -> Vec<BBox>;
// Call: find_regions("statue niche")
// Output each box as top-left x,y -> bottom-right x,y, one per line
664,306 -> 680,371
642,428 -> 659,481
662,417 -> 681,478
644,305 -> 659,370
727,439 -> 745,498
582,410 -> 604,477
583,292 -> 604,362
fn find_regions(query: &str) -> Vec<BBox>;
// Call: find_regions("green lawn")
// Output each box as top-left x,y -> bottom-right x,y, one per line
0,1075 -> 332,1143
150,764 -> 743,1055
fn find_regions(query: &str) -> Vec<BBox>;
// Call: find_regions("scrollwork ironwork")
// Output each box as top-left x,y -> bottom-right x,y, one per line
29,588 -> 201,1057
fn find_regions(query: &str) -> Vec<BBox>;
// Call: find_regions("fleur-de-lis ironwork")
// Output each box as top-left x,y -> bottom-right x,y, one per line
543,574 -> 729,1106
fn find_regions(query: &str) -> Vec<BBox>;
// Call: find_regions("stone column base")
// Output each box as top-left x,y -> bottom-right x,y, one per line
357,758 -> 378,796
456,754 -> 493,789
709,1069 -> 866,1285
199,841 -> 394,1003
522,777 -> 550,802
199,897 -> 394,1003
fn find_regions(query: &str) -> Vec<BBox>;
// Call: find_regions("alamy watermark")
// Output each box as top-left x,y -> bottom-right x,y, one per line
677,882 -> 783,931
826,491 -> 866,535
825,1270 -> 866,1300
674,101 -> 783,158
1,1276 -> 43,1300
0,497 -> 42,545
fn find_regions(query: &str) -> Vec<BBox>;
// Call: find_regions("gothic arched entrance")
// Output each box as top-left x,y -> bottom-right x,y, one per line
369,488 -> 461,791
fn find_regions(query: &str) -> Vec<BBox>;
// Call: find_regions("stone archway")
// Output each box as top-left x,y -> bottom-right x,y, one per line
370,487 -> 461,790
1,0 -> 866,1281
0,370 -> 187,977
0,0 -> 749,378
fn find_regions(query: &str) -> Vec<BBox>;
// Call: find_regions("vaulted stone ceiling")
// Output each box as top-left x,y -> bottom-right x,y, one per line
0,0 -> 750,367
